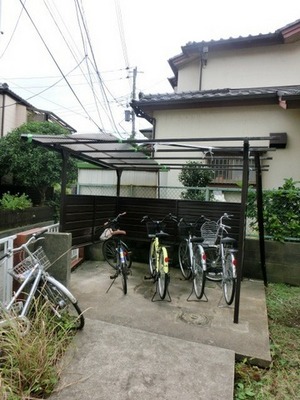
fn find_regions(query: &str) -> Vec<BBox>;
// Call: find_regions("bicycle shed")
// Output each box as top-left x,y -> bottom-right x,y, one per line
21,132 -> 274,323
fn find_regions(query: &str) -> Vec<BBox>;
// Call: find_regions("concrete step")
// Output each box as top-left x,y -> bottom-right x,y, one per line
50,318 -> 235,400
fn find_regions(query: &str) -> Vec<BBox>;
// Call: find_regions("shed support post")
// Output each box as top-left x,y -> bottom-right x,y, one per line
116,169 -> 123,197
255,152 -> 268,287
234,139 -> 249,324
59,150 -> 69,232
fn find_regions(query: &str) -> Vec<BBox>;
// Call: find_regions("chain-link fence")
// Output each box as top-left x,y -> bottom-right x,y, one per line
77,184 -> 242,202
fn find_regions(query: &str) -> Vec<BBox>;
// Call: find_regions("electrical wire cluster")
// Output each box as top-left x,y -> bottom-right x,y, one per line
0,0 -> 135,137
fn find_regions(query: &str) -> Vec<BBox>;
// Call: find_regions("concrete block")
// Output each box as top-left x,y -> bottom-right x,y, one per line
43,232 -> 72,288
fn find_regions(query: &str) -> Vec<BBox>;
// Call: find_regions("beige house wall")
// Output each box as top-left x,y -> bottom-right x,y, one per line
154,106 -> 300,189
0,95 -> 27,136
177,43 -> 300,92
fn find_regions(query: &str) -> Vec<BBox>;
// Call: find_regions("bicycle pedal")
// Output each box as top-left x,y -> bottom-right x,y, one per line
144,275 -> 153,280
110,273 -> 119,279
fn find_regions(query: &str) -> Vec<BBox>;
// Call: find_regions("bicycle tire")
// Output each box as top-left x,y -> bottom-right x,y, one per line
204,246 -> 223,282
178,240 -> 192,280
121,263 -> 128,295
157,247 -> 169,299
192,245 -> 206,299
38,278 -> 85,330
223,252 -> 236,305
103,238 -> 132,269
149,240 -> 156,276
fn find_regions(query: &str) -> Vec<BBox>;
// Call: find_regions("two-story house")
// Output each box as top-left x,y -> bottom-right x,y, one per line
0,83 -> 76,137
131,19 -> 300,191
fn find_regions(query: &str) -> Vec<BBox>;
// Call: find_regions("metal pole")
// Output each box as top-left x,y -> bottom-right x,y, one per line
116,169 -> 122,197
234,139 -> 249,324
255,152 -> 268,286
59,150 -> 69,232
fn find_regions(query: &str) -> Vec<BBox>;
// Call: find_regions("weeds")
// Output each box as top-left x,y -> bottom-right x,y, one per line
235,283 -> 300,399
0,299 -> 75,399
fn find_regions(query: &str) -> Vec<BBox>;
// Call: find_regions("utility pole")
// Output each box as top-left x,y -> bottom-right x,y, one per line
130,66 -> 137,139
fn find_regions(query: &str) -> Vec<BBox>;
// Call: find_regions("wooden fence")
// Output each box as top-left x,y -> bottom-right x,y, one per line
61,195 -> 241,248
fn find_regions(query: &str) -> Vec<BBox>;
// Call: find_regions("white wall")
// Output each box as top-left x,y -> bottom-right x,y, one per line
177,42 -> 300,92
154,106 -> 300,189
78,169 -> 158,186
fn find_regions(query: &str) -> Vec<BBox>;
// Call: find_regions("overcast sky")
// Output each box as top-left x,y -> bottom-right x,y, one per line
0,0 -> 299,136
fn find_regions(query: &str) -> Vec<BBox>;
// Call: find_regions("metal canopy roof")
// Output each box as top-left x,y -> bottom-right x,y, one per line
21,132 -> 272,172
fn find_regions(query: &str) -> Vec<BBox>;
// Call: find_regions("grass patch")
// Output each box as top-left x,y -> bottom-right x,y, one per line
235,283 -> 300,399
0,300 -> 76,399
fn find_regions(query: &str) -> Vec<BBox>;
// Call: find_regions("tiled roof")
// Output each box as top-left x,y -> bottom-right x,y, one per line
130,86 -> 300,123
135,85 -> 300,104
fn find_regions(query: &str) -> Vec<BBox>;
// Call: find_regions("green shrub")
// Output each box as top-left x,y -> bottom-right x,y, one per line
0,192 -> 33,211
247,178 -> 300,241
179,161 -> 214,201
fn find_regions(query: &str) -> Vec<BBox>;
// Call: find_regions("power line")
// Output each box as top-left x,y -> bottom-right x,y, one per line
0,0 -> 25,59
18,0 -> 104,132
75,0 -> 123,136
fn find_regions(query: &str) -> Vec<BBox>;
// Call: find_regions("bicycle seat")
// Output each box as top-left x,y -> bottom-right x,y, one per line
221,237 -> 236,245
190,236 -> 204,244
148,231 -> 169,239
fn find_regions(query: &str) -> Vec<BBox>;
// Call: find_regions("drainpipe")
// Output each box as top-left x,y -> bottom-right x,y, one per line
199,46 -> 208,90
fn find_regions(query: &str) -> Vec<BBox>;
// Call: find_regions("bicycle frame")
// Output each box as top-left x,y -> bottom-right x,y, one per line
152,236 -> 169,275
142,213 -> 176,301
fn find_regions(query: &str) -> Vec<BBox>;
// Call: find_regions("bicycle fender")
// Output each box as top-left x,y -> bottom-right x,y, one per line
162,247 -> 169,273
44,275 -> 77,303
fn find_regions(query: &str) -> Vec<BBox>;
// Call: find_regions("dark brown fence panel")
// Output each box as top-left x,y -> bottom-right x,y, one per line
62,195 -> 241,247
177,200 -> 241,242
63,195 -> 115,246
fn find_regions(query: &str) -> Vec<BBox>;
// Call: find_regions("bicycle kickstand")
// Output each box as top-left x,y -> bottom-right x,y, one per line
187,286 -> 208,303
151,275 -> 172,303
106,273 -> 118,293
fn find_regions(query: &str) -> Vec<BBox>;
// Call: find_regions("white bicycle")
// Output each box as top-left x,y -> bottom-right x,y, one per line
201,213 -> 237,305
0,230 -> 85,335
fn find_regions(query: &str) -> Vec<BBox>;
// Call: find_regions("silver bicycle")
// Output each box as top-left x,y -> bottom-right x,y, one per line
201,213 -> 237,305
0,230 -> 85,335
177,217 -> 207,300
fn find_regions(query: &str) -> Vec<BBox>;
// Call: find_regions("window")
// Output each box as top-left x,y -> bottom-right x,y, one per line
208,154 -> 255,184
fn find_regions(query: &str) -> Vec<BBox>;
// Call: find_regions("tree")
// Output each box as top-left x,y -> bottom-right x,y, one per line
178,161 -> 214,200
0,122 -> 77,205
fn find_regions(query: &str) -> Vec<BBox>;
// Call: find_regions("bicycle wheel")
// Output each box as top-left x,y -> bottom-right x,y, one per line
157,247 -> 169,299
205,246 -> 223,282
38,278 -> 85,330
178,240 -> 192,280
121,263 -> 128,295
103,238 -> 132,270
223,252 -> 236,305
149,240 -> 156,276
192,245 -> 206,299
103,238 -> 118,268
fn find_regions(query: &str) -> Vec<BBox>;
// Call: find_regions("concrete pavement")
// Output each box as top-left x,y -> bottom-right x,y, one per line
49,261 -> 271,399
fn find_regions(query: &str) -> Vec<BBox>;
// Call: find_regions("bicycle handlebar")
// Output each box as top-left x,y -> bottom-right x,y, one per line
178,215 -> 206,227
141,213 -> 177,224
0,228 -> 48,261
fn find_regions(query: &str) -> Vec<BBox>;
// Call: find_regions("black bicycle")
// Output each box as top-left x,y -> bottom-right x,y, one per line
101,212 -> 132,294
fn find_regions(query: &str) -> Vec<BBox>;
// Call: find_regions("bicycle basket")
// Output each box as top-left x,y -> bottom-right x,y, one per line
9,247 -> 51,282
146,221 -> 166,236
178,222 -> 202,238
201,221 -> 219,245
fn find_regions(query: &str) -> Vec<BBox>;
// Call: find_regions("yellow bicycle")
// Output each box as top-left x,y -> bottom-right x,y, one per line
141,214 -> 177,300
